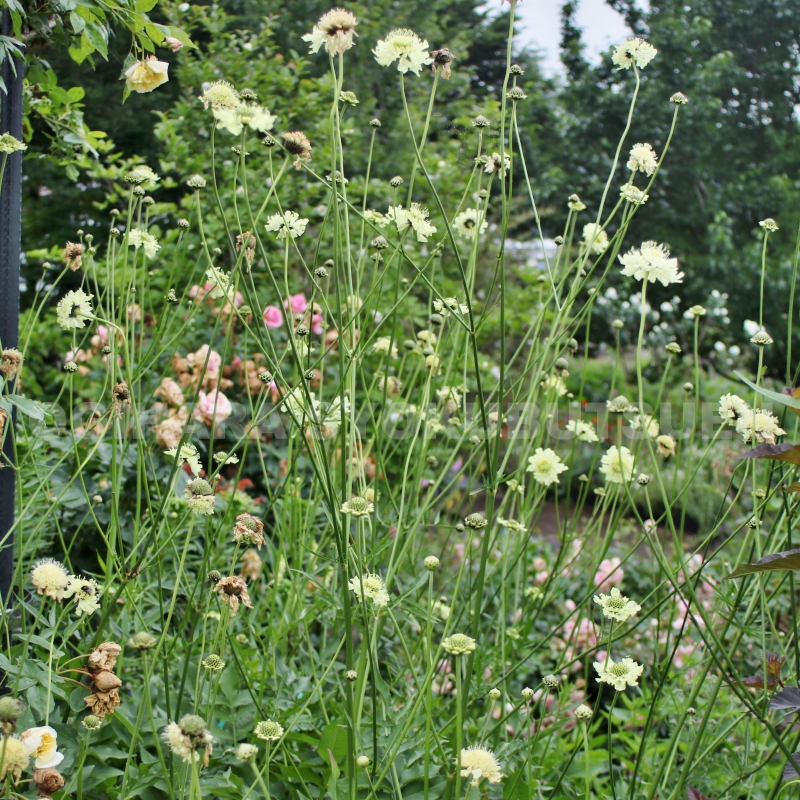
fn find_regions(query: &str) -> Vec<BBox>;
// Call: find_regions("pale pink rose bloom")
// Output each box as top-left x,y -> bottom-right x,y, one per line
263,305 -> 283,328
97,325 -> 109,346
594,557 -> 623,591
197,390 -> 232,425
189,285 -> 200,299
311,313 -> 324,334
195,344 -> 222,376
285,293 -> 307,314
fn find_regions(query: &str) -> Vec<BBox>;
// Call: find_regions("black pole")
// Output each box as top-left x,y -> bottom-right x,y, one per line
0,9 -> 23,606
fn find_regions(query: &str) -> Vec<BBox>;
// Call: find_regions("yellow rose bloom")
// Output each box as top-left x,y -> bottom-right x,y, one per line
125,56 -> 169,93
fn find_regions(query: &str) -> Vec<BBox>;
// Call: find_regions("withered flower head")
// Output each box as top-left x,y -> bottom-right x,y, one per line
84,688 -> 121,718
0,348 -> 23,381
281,132 -> 312,169
430,48 -> 454,79
236,231 -> 257,266
34,766 -> 65,799
88,642 -> 122,672
62,242 -> 84,271
232,513 -> 266,549
240,549 -> 262,581
213,576 -> 253,615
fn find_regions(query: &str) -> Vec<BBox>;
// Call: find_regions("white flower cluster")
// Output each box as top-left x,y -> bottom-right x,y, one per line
718,394 -> 785,444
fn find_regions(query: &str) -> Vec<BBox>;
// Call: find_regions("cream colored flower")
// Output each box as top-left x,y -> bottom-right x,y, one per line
63,575 -> 101,616
656,434 -> 676,457
372,337 -> 398,358
484,152 -> 510,176
527,448 -> 568,486
128,228 -> 160,259
373,29 -> 432,75
341,496 -> 373,516
631,414 -> 659,438
165,443 -> 202,476
30,559 -> 70,601
387,203 -> 436,242
454,208 -> 487,239
265,210 -> 308,240
56,289 -> 94,330
582,223 -> 609,255
619,241 -> 683,286
594,656 -> 643,691
600,445 -> 635,484
565,419 -> 599,443
349,573 -> 389,609
125,56 -> 169,93
254,719 -> 284,741
627,143 -> 658,175
735,409 -> 786,444
540,374 -> 568,396
459,746 -> 503,787
612,38 -> 657,70
214,103 -> 276,135
719,393 -> 749,422
0,738 -> 29,782
443,633 -> 476,656
20,727 -> 64,769
199,81 -> 239,110
593,587 -> 641,622
302,8 -> 358,56
620,185 -> 648,204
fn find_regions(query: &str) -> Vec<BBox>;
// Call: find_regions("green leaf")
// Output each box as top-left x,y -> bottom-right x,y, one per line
317,724 -> 348,764
84,22 -> 108,59
725,547 -> 800,579
67,86 -> 85,102
5,395 -> 47,421
69,10 -> 86,33
167,25 -> 194,47
735,372 -> 800,413
134,0 -> 158,11
143,21 -> 165,43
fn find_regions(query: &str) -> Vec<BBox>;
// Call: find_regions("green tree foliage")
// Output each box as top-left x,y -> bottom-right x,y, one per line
559,0 -> 800,370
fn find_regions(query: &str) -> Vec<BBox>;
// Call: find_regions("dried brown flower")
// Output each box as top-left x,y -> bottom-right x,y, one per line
236,231 -> 257,266
240,549 -> 262,581
431,48 -> 454,79
0,348 -> 23,381
88,642 -> 122,672
232,513 -> 266,549
213,576 -> 253,615
62,242 -> 84,271
34,767 -> 65,798
84,688 -> 121,718
281,132 -> 312,169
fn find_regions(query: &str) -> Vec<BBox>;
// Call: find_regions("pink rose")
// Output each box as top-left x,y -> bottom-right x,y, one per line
285,293 -> 307,314
594,557 -> 623,592
197,390 -> 232,425
263,305 -> 283,328
195,345 -> 222,376
311,313 -> 324,335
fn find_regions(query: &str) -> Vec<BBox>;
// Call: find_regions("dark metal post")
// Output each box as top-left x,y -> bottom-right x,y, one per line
0,9 -> 23,605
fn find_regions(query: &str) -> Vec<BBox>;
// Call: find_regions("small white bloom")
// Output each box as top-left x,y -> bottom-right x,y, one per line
166,443 -> 203,475
593,587 -> 641,622
594,656 -> 644,691
582,223 -> 609,255
459,746 -> 503,787
612,38 -> 657,70
20,726 -> 64,769
735,409 -> 786,444
373,29 -> 432,75
56,289 -> 94,330
302,8 -> 358,56
128,228 -> 161,259
620,185 -> 648,204
718,393 -> 749,422
63,575 -> 101,616
387,203 -> 437,242
600,445 -> 635,484
454,208 -> 487,239
619,241 -> 683,286
527,447 -> 568,486
565,419 -> 599,443
627,143 -> 658,175
265,210 -> 309,240
214,103 -> 277,135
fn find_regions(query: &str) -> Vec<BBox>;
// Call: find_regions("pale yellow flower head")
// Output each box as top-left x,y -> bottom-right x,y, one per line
125,56 -> 170,93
